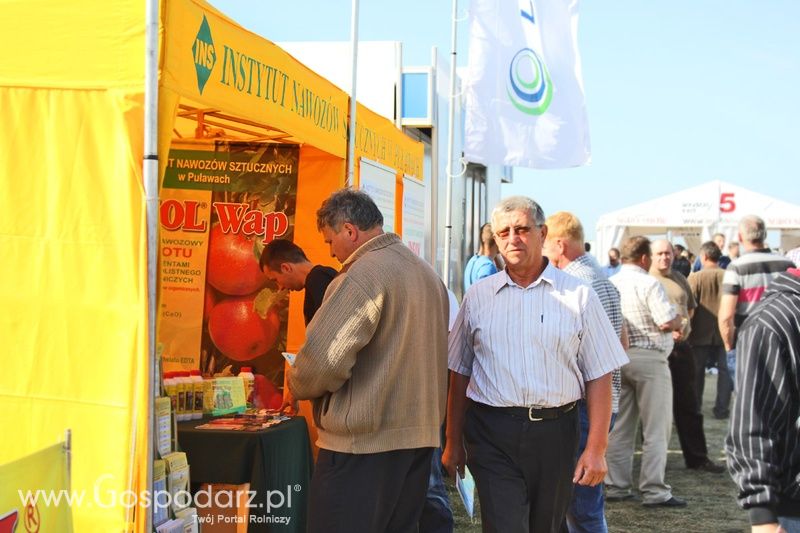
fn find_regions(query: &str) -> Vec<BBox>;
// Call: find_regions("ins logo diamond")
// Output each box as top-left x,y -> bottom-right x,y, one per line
506,48 -> 552,116
192,15 -> 216,94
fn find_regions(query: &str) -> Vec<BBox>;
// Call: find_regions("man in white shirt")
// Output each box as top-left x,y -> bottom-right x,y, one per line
605,236 -> 685,508
443,196 -> 628,533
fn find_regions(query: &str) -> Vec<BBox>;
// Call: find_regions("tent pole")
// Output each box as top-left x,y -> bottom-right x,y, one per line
346,0 -> 360,187
143,0 -> 160,530
64,429 -> 72,489
442,0 -> 459,289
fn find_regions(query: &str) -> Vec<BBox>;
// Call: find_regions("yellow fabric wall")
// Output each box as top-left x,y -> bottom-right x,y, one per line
0,2 -> 149,530
0,0 -> 145,88
0,87 -> 148,531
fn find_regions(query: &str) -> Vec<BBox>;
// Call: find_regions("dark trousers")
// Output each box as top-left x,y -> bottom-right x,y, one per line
308,447 -> 434,533
465,402 -> 579,533
693,344 -> 733,418
419,447 -> 454,533
668,341 -> 710,467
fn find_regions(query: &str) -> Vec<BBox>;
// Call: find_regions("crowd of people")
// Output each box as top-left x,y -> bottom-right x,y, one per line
259,188 -> 800,533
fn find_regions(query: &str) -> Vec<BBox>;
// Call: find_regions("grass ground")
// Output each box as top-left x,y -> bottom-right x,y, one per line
445,373 -> 749,532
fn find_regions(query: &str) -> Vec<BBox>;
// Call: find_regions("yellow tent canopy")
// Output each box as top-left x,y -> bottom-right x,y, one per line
0,0 -> 422,531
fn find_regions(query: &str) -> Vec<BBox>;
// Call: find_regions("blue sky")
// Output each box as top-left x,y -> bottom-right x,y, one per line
209,0 -> 800,243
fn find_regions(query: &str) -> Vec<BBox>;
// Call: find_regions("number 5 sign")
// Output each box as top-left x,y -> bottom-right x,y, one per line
720,192 -> 736,213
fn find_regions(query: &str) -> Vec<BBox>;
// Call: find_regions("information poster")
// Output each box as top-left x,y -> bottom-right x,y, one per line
359,158 -> 397,233
158,142 -> 299,387
402,176 -> 425,257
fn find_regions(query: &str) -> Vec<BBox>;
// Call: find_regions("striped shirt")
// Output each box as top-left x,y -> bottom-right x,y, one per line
610,264 -> 676,354
726,271 -> 800,524
722,249 -> 794,328
448,261 -> 629,408
563,254 -> 625,413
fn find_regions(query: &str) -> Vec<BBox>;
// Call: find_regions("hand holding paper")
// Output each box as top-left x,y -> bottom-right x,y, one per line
456,466 -> 476,519
442,441 -> 466,480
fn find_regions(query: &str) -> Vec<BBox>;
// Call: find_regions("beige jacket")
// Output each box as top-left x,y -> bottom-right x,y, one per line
288,233 -> 449,453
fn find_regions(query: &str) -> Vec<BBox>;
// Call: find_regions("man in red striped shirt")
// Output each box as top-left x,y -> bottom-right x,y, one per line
718,215 -> 793,378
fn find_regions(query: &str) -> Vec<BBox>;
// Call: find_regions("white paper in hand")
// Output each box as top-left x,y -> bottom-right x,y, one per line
456,466 -> 476,519
282,352 -> 296,367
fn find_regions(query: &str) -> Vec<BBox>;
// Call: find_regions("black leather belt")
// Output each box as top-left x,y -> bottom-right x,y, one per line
474,401 -> 577,421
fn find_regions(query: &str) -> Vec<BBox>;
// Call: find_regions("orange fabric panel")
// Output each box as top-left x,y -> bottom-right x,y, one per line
286,145 -> 344,353
286,145 -> 343,458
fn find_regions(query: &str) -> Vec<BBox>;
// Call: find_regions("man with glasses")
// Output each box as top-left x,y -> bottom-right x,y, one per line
444,196 -> 628,533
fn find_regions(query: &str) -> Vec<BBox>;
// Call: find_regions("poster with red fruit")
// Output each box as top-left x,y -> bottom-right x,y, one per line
158,142 -> 298,388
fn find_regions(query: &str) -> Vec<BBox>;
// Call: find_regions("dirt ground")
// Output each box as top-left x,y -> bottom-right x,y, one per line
446,373 -> 749,532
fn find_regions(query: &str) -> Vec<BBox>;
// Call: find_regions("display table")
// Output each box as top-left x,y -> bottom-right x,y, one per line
177,417 -> 313,532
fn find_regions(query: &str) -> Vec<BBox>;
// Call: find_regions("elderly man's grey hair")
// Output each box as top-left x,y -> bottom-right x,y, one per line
316,188 -> 384,231
491,196 -> 546,229
738,215 -> 767,245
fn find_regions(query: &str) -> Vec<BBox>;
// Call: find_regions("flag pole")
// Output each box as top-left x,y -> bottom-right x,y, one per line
346,0 -> 360,188
442,0 -> 459,288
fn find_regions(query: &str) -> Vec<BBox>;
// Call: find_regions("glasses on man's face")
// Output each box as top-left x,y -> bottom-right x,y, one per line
495,225 -> 536,240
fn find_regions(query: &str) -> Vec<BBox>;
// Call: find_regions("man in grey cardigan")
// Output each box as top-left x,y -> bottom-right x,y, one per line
288,189 -> 450,533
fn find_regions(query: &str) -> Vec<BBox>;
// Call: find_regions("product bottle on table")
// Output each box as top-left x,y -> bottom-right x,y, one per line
163,372 -> 177,414
239,367 -> 255,407
190,370 -> 204,420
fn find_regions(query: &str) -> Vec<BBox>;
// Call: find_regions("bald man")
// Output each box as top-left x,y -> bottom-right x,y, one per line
650,240 -> 723,474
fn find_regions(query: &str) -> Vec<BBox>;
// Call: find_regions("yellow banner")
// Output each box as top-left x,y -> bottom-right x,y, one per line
162,0 -> 349,158
0,443 -> 73,533
354,103 -> 424,180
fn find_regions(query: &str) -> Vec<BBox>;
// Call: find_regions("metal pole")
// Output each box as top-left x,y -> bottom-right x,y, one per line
143,0 -> 160,529
395,42 -> 403,129
64,429 -> 72,489
430,47 -> 440,268
346,0 -> 360,187
442,0 -> 459,288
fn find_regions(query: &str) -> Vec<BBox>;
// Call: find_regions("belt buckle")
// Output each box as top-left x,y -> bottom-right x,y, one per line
528,406 -> 543,422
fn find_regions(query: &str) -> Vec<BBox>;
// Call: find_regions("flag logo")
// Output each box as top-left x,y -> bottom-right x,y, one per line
192,15 -> 217,95
506,48 -> 552,116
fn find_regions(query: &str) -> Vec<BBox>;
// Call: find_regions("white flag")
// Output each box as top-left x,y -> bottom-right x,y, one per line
464,0 -> 590,169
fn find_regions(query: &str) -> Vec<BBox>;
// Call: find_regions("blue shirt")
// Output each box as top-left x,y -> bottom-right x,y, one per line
693,255 -> 731,271
464,255 -> 498,292
602,264 -> 621,278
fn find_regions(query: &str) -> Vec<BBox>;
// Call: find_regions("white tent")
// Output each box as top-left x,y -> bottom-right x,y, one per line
595,180 -> 800,263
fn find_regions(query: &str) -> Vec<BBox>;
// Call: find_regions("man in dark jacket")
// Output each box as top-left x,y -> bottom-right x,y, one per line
726,267 -> 800,532
259,239 -> 337,326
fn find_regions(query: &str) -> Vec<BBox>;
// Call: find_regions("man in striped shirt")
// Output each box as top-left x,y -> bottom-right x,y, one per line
605,236 -> 686,507
718,215 -> 794,378
443,197 -> 628,533
726,268 -> 800,532
543,211 -> 628,533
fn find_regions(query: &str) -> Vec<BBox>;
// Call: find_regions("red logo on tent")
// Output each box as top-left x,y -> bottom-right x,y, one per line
0,510 -> 19,533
